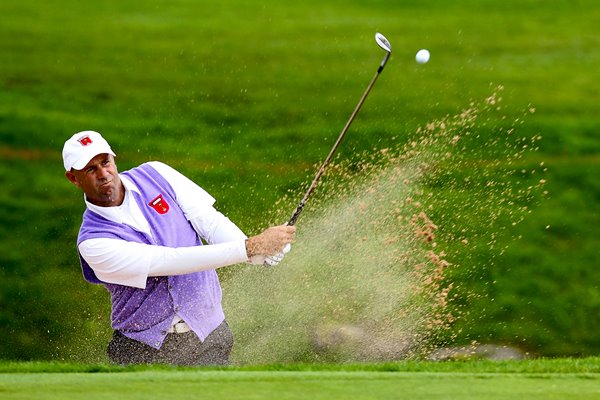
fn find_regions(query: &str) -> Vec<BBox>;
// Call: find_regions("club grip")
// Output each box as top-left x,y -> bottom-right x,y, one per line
287,202 -> 305,226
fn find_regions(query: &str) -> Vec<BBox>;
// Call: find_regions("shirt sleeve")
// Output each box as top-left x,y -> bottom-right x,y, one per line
79,238 -> 249,289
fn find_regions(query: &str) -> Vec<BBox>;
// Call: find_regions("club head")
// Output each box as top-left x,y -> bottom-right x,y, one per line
375,33 -> 392,53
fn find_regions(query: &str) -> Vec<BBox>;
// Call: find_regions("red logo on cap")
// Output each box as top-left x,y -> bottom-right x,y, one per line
149,194 -> 170,215
78,136 -> 93,146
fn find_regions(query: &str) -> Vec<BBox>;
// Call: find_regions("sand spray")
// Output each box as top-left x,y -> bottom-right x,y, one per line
224,85 -> 546,364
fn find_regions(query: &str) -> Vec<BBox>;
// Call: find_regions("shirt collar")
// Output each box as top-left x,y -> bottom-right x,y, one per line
119,174 -> 140,194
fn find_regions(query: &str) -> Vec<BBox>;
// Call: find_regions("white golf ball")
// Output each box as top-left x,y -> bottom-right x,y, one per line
415,49 -> 430,64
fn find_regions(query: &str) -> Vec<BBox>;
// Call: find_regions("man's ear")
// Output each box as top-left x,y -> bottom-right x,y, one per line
65,170 -> 81,188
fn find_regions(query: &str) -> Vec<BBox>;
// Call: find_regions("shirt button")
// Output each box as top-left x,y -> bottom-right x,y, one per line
161,330 -> 167,335
174,306 -> 180,312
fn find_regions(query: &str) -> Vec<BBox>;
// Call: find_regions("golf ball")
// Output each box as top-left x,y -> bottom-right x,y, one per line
416,49 -> 430,64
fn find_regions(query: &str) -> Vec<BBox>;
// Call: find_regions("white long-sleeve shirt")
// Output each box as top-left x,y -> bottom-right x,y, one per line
78,161 -> 249,289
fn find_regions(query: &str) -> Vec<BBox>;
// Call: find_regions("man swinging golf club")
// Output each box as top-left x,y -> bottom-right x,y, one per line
63,31 -> 391,366
63,130 -> 295,366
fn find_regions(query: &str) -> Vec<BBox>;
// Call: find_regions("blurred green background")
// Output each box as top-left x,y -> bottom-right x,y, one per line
0,0 -> 598,361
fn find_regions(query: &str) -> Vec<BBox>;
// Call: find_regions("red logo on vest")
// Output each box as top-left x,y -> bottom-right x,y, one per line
78,135 -> 93,146
149,194 -> 170,214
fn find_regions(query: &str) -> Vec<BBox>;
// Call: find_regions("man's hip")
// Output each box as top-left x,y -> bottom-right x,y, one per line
107,320 -> 233,366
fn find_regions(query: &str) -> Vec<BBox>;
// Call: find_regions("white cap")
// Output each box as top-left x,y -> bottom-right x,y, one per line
62,131 -> 116,171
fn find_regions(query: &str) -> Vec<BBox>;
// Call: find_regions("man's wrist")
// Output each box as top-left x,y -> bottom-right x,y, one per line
245,237 -> 256,258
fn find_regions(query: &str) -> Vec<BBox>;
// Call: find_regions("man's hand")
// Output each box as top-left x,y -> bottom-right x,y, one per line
246,225 -> 296,265
263,243 -> 292,267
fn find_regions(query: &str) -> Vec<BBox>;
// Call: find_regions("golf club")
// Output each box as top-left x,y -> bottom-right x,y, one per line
287,32 -> 392,226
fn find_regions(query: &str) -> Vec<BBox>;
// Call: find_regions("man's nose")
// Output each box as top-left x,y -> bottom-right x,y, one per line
97,166 -> 111,179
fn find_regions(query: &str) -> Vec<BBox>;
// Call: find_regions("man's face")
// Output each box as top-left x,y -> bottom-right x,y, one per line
65,153 -> 124,207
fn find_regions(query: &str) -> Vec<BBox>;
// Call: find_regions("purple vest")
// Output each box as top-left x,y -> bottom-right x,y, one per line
77,163 -> 224,349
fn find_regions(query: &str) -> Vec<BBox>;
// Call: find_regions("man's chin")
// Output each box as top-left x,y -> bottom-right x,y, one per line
99,187 -> 114,197
94,188 -> 118,205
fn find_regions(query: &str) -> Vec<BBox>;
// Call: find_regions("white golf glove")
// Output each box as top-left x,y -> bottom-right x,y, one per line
263,243 -> 292,267
248,255 -> 267,265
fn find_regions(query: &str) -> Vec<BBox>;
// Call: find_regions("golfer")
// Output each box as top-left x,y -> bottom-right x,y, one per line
63,130 -> 295,365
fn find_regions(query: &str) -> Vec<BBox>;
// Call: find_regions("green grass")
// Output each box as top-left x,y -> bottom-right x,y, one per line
1,359 -> 599,399
2,372 -> 599,400
0,0 -> 599,361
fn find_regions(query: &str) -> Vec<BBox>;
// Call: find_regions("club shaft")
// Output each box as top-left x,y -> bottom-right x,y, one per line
287,56 -> 389,226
